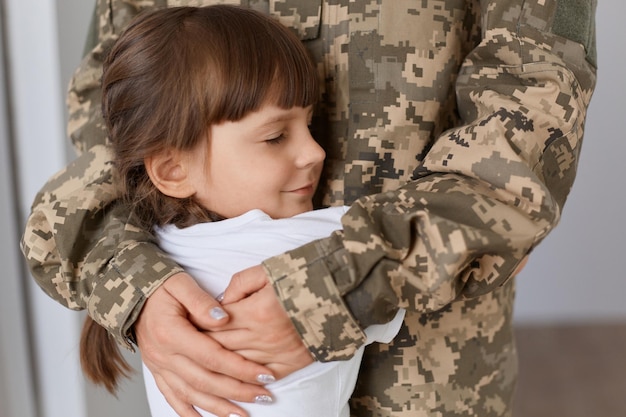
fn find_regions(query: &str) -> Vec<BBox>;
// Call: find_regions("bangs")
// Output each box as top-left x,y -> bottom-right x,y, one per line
185,6 -> 319,122
256,28 -> 319,111
103,6 -> 320,158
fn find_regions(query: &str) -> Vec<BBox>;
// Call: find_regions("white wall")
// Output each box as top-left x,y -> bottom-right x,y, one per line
1,1 -> 624,417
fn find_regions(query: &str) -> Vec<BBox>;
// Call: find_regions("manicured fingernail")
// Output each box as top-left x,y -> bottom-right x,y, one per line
227,414 -> 243,417
256,374 -> 276,384
216,292 -> 225,303
254,394 -> 274,404
210,306 -> 227,320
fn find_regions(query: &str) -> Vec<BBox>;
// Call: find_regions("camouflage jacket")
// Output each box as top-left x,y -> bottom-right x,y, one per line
21,0 -> 597,415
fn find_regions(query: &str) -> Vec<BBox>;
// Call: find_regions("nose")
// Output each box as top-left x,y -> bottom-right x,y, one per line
295,129 -> 325,169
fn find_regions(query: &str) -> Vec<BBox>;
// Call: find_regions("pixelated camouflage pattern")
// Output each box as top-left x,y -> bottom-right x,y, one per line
21,0 -> 597,416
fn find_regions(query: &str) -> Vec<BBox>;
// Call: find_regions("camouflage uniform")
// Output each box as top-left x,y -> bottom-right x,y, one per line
21,0 -> 597,415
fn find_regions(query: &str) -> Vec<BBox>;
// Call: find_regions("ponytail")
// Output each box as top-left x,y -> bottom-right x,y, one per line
80,316 -> 133,394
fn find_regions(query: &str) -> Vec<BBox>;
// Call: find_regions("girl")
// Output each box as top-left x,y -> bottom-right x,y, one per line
81,5 -> 404,417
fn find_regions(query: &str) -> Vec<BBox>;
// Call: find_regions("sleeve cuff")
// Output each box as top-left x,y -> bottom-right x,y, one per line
87,241 -> 184,348
263,235 -> 366,362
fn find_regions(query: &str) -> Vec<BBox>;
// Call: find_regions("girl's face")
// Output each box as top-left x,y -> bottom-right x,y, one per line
187,104 -> 325,219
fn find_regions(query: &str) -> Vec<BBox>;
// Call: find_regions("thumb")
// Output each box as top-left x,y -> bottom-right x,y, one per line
221,264 -> 269,304
161,272 -> 229,330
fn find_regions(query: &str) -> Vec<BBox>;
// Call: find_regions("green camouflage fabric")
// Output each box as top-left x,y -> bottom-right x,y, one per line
21,0 -> 597,416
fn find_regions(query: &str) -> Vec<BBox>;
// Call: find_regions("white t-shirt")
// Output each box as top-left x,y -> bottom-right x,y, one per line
144,207 -> 405,417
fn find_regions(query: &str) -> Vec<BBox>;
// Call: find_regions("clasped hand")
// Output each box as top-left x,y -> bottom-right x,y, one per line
135,266 -> 313,417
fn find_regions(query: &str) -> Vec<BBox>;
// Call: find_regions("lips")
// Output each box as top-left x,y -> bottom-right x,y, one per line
288,184 -> 315,195
285,181 -> 317,195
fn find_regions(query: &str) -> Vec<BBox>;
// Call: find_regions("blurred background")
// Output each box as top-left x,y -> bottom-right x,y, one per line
1,1 -> 624,416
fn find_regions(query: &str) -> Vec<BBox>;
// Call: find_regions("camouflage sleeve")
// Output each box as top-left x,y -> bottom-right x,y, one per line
21,145 -> 184,347
69,0 -> 167,153
20,0 -> 183,347
263,0 -> 598,361
19,0 -> 313,347
19,0 -> 314,347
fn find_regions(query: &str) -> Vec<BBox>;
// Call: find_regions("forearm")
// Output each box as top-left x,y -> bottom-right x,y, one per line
264,0 -> 597,361
21,0 -> 185,346
21,145 -> 118,310
21,145 -> 183,346
89,240 -> 184,347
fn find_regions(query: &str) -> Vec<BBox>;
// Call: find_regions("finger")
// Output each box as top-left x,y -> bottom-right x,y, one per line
137,287 -> 277,387
188,339 -> 276,389
221,265 -> 269,304
143,314 -> 275,386
161,354 -> 273,404
221,286 -> 286,330
211,287 -> 314,379
154,372 -> 250,417
153,373 -> 203,417
163,272 -> 230,329
145,341 -> 275,407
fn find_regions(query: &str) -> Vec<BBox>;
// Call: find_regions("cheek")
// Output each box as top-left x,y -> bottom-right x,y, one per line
212,152 -> 293,200
252,156 -> 292,182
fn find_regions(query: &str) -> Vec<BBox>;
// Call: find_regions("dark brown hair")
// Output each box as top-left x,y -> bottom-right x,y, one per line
81,5 -> 318,393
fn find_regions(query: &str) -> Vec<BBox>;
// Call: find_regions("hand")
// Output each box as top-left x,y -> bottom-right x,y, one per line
213,265 -> 314,379
135,272 -> 275,417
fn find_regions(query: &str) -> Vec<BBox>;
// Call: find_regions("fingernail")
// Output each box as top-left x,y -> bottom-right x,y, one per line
228,414 -> 243,417
210,306 -> 227,320
256,374 -> 276,384
254,394 -> 274,404
216,292 -> 225,303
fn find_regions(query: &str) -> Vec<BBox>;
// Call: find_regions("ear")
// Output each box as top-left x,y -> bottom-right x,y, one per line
145,149 -> 195,199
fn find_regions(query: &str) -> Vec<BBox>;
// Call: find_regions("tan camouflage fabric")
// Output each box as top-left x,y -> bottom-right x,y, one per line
21,0 -> 597,415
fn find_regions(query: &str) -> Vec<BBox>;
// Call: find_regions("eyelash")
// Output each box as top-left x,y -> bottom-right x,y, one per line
266,134 -> 285,145
265,121 -> 313,145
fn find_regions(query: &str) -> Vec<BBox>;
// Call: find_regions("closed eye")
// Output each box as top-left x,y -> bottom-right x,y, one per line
266,134 -> 286,145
